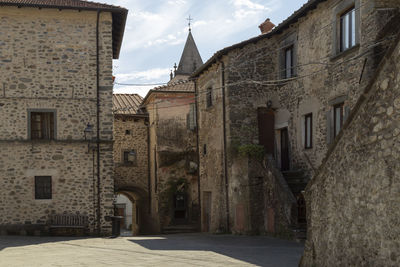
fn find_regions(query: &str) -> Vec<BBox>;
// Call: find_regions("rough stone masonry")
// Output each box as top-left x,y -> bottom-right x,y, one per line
0,2 -> 127,236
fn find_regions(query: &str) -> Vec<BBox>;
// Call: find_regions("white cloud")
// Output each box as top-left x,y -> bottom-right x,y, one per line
116,68 -> 171,82
232,0 -> 269,10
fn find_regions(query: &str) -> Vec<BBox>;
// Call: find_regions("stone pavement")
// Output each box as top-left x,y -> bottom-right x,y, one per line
0,234 -> 304,267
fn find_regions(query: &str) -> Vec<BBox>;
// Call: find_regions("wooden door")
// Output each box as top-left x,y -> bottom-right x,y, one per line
257,108 -> 275,155
281,128 -> 290,171
203,192 -> 212,232
117,207 -> 125,228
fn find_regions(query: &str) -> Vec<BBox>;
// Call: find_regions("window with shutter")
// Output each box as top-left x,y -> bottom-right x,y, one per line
30,111 -> 55,140
35,176 -> 52,199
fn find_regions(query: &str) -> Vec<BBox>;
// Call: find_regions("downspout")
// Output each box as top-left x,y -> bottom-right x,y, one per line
221,61 -> 230,232
96,10 -> 101,235
194,79 -> 201,230
146,117 -> 151,214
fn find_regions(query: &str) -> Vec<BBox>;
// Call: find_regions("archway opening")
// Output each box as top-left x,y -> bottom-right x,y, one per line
115,193 -> 137,236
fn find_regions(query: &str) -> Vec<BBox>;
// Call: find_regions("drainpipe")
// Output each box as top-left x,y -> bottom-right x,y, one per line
146,117 -> 151,214
194,79 -> 201,230
221,61 -> 230,232
96,10 -> 101,235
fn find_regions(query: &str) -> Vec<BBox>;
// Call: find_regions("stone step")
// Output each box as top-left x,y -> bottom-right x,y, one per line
162,225 -> 199,234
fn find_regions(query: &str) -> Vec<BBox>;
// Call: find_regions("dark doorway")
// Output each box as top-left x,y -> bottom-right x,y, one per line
297,193 -> 307,224
281,128 -> 290,171
203,192 -> 212,232
173,193 -> 187,223
257,107 -> 275,155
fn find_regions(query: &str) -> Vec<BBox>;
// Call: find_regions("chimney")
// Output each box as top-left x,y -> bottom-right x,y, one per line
259,18 -> 275,34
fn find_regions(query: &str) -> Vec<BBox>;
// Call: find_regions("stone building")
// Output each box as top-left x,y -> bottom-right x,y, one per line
140,29 -> 202,233
300,28 -> 400,267
192,0 -> 400,240
0,0 -> 127,235
113,94 -> 151,234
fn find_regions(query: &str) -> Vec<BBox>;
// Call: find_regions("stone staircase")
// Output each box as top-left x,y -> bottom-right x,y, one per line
161,224 -> 199,235
282,169 -> 309,242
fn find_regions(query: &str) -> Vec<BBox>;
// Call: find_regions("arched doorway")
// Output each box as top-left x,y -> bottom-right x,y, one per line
115,187 -> 151,235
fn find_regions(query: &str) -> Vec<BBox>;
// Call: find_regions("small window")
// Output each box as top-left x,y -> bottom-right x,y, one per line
203,144 -> 207,155
340,7 -> 356,52
334,103 -> 344,137
30,112 -> 55,140
123,150 -> 137,165
125,130 -> 131,135
284,46 -> 294,78
35,176 -> 52,199
206,88 -> 213,108
304,113 -> 312,149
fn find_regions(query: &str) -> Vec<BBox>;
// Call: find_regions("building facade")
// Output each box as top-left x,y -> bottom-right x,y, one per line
193,0 -> 400,239
140,30 -> 202,233
0,0 -> 127,235
113,94 -> 151,234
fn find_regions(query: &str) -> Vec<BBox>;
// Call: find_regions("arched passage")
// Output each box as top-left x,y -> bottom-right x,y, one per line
115,187 -> 152,235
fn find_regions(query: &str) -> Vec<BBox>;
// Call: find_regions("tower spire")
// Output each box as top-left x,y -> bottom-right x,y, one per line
187,15 -> 193,32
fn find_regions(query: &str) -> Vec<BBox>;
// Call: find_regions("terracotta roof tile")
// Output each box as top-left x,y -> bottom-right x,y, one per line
113,94 -> 144,115
0,0 -> 123,10
153,80 -> 194,92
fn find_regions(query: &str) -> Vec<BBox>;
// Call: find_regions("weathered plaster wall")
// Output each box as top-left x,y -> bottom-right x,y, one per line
301,32 -> 400,267
146,91 -> 199,231
0,7 -> 114,235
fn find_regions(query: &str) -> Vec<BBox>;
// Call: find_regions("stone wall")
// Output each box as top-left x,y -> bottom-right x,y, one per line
0,7 -> 115,235
196,62 -> 229,233
195,0 -> 400,235
301,30 -> 400,267
113,114 -> 151,233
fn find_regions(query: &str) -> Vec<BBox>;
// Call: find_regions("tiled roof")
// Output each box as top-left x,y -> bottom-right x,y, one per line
0,0 -> 128,59
0,0 -> 122,10
113,94 -> 144,115
141,80 -> 195,106
154,80 -> 195,92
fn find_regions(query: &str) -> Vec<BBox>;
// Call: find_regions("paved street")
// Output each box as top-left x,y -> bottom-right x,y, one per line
0,234 -> 303,267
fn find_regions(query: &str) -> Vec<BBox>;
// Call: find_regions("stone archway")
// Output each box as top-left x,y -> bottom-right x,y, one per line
115,187 -> 152,235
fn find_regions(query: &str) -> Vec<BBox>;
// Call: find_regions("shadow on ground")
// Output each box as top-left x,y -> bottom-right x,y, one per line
128,233 -> 304,267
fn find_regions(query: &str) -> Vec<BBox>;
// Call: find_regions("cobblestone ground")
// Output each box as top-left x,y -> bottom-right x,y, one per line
0,234 -> 304,267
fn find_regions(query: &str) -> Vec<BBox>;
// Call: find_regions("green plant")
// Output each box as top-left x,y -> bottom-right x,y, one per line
237,144 -> 265,161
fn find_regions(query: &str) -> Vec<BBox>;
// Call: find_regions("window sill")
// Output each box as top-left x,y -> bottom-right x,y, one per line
330,44 -> 360,61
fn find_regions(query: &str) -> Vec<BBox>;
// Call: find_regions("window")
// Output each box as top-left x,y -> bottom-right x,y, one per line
284,46 -> 294,78
334,103 -> 344,138
125,130 -> 131,135
123,150 -> 137,165
304,113 -> 312,149
187,103 -> 197,131
206,87 -> 213,108
35,176 -> 52,199
340,7 -> 356,52
203,144 -> 207,155
30,112 -> 55,140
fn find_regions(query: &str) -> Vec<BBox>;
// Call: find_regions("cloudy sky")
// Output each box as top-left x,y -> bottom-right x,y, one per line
102,0 -> 308,97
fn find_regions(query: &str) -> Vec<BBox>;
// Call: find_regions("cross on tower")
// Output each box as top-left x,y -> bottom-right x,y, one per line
187,15 -> 193,32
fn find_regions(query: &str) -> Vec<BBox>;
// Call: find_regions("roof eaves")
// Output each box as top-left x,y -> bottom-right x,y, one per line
191,0 -> 325,78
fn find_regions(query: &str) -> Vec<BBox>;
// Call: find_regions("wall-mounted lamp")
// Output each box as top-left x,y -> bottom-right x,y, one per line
84,123 -> 96,152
